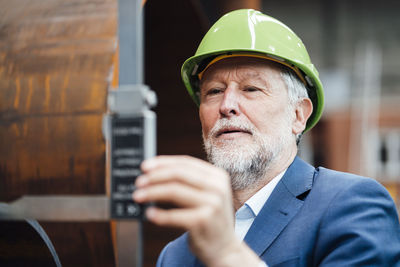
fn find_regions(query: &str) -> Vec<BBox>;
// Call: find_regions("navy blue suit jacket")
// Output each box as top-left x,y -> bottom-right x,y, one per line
156,157 -> 400,267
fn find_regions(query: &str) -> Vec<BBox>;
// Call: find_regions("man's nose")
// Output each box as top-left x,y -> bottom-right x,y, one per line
219,86 -> 240,117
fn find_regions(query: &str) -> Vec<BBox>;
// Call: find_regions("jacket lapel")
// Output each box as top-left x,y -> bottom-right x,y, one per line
243,157 -> 315,256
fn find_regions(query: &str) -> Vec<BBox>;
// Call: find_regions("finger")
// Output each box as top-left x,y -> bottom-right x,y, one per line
141,155 -> 222,175
133,183 -> 216,207
135,166 -> 218,191
140,155 -> 231,194
145,206 -> 208,229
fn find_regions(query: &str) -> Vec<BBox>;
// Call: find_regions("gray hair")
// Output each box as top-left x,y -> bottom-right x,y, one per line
280,69 -> 310,145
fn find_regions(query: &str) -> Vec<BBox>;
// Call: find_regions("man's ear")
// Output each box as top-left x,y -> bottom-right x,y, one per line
292,98 -> 313,135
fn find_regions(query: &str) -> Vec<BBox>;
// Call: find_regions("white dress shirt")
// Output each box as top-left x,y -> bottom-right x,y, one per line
234,169 -> 287,267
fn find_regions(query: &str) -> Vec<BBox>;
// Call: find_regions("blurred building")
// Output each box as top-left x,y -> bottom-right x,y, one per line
258,0 -> 400,208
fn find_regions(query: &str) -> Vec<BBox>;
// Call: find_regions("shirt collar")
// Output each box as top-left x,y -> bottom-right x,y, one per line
244,169 -> 287,216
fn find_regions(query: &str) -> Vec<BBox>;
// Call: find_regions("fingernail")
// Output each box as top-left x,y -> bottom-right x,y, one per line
142,158 -> 157,170
133,189 -> 146,201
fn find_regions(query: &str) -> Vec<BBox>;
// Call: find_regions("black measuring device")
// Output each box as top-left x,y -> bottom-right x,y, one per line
103,85 -> 157,219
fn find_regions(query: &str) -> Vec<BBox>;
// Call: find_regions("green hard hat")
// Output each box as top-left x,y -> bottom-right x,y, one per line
181,9 -> 324,132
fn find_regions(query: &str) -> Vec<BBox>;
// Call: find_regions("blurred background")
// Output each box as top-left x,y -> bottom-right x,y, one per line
1,0 -> 399,266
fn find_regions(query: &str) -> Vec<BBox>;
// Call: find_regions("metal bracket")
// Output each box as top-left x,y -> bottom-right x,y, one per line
0,195 -> 109,221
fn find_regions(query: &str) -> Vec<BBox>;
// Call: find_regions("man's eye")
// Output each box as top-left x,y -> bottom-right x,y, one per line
207,88 -> 223,95
244,87 -> 258,92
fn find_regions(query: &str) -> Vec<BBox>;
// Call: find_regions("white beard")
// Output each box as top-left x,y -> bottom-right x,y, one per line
203,114 -> 293,191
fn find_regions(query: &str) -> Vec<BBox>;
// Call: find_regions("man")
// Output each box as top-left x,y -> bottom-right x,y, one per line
133,9 -> 400,266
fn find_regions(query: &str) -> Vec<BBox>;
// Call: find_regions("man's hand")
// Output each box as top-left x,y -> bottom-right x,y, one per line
132,155 -> 262,266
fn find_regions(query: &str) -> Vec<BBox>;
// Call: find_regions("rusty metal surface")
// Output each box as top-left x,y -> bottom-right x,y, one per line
0,0 -> 117,201
0,1 -> 117,266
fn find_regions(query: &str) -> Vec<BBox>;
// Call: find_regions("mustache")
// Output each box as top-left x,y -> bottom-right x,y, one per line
208,118 -> 256,138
